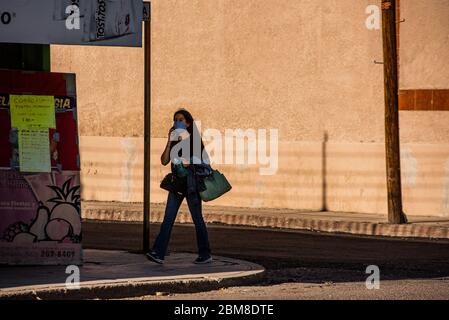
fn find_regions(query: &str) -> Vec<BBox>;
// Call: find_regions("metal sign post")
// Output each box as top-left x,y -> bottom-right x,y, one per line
143,1 -> 151,252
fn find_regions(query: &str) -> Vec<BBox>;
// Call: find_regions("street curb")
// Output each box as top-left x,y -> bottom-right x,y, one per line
82,203 -> 449,240
203,213 -> 449,240
0,263 -> 265,300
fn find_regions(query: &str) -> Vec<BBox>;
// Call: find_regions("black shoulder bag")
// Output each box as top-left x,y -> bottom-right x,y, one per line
160,172 -> 187,196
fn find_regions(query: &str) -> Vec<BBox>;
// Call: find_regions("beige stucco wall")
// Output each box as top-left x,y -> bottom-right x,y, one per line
51,0 -> 449,216
79,136 -> 449,217
400,0 -> 449,89
52,0 -> 388,142
399,0 -> 449,143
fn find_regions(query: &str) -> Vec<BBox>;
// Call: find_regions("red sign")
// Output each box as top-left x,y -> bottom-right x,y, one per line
0,69 -> 82,265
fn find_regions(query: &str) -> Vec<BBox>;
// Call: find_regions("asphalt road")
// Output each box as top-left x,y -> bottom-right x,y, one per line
84,221 -> 449,299
83,220 -> 449,282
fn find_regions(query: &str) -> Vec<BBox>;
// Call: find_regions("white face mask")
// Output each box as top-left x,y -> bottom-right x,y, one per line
83,0 -> 136,42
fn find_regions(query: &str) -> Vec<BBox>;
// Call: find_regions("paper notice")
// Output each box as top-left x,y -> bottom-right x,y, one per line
18,129 -> 51,173
10,95 -> 56,129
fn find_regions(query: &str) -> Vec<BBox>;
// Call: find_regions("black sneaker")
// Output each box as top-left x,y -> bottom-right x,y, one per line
146,251 -> 164,264
194,256 -> 213,264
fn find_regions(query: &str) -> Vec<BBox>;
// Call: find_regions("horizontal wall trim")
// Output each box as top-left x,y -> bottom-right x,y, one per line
399,89 -> 449,111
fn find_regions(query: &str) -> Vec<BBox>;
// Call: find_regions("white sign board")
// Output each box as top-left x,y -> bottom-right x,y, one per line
0,0 -> 143,47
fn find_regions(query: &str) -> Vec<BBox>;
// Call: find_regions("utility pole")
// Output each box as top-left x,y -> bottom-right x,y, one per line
143,2 -> 151,252
381,0 -> 407,224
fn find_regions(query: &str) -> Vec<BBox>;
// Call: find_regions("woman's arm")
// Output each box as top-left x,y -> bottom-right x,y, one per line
161,127 -> 174,166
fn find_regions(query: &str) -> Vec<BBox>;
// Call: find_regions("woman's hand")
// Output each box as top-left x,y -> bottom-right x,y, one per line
180,157 -> 190,167
167,127 -> 175,143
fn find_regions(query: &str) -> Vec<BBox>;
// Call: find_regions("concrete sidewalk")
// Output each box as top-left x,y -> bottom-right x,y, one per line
0,249 -> 265,300
83,201 -> 449,240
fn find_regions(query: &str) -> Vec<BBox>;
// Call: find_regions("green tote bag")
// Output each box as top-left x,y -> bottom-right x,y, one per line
199,170 -> 232,202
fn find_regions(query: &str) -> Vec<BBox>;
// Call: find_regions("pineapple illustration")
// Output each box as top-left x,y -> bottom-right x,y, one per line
46,178 -> 82,242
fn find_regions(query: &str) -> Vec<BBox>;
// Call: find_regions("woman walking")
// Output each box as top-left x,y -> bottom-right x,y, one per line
146,109 -> 213,265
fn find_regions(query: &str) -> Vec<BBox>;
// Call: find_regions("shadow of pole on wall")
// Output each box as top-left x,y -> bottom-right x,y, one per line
321,131 -> 328,212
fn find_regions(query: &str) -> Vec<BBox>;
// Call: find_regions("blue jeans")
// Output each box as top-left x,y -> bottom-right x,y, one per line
152,191 -> 211,259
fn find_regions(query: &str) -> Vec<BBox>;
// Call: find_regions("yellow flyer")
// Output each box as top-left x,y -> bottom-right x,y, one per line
10,95 -> 55,129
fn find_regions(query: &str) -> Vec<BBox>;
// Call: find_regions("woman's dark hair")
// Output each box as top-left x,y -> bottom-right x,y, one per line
171,108 -> 208,163
173,108 -> 194,135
